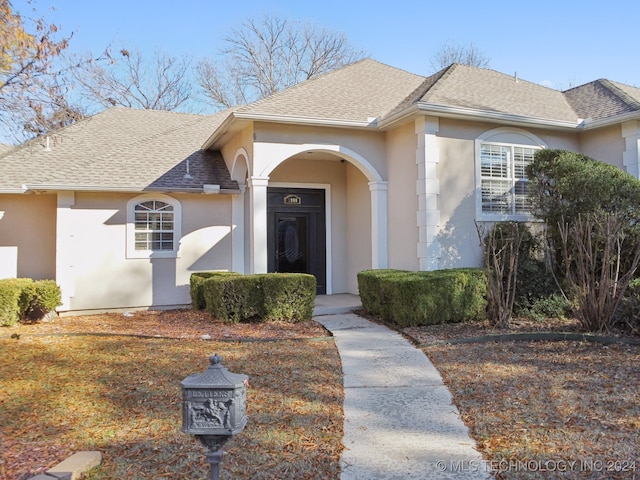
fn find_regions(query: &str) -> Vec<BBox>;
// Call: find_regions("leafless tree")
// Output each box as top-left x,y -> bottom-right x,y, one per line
430,41 -> 491,72
69,48 -> 193,112
196,15 -> 366,109
0,0 -> 79,142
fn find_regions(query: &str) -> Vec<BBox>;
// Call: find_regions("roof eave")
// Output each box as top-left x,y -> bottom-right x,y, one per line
201,111 -> 238,150
580,111 -> 640,130
233,112 -> 377,129
23,184 -> 241,194
379,103 -> 581,130
201,111 -> 378,150
25,184 -> 146,193
421,103 -> 580,130
0,187 -> 30,194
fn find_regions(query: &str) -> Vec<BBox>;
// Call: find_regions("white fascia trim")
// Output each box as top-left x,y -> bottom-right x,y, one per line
23,184 -> 241,194
233,112 -> 376,129
201,112 -> 238,150
379,103 -> 580,130
25,184 -> 143,192
0,188 -> 30,193
580,111 -> 640,130
417,103 -> 580,129
201,111 -> 377,150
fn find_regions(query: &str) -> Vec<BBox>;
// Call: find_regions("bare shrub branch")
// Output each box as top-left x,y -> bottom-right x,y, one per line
477,221 -> 524,328
559,212 -> 640,332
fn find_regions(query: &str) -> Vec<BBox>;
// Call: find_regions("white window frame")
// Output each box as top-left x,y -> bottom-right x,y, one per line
126,193 -> 181,258
475,128 -> 546,222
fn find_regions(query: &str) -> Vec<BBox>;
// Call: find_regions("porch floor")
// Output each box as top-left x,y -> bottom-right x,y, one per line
313,294 -> 361,316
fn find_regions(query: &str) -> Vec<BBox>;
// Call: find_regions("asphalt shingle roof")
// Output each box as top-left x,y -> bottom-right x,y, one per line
0,144 -> 15,156
236,58 -> 426,123
564,79 -> 640,121
414,64 -> 579,122
0,107 -> 238,192
2,59 -> 640,193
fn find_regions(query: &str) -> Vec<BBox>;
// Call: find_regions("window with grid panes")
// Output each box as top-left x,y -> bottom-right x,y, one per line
480,143 -> 537,216
134,200 -> 174,251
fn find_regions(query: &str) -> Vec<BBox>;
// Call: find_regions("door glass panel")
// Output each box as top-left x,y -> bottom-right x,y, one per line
276,216 -> 308,273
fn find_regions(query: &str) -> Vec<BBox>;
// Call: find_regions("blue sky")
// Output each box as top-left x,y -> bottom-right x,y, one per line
12,0 -> 640,90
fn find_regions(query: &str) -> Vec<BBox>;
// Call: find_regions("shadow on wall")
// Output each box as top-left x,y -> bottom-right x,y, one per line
436,192 -> 483,269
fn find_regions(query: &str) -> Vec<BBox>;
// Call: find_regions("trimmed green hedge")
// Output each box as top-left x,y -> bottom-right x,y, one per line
261,274 -> 316,321
358,269 -> 487,327
190,271 -> 240,309
0,278 -> 62,327
192,272 -> 316,323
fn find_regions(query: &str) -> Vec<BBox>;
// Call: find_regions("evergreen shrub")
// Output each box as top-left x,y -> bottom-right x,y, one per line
190,271 -> 240,310
197,272 -> 316,323
358,268 -> 486,327
0,278 -> 62,326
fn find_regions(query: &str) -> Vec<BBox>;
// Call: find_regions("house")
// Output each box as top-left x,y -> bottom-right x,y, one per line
1,59 -> 640,314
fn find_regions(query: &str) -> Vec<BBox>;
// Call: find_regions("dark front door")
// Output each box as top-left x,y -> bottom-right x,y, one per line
267,188 -> 326,295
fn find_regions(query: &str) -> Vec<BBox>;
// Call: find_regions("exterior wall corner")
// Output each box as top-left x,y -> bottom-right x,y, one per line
415,117 -> 441,271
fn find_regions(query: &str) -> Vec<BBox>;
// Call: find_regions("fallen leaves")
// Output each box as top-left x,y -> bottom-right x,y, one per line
415,319 -> 640,480
0,310 -> 342,479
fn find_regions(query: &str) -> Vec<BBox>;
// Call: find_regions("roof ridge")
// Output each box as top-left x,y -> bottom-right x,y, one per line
423,63 -> 459,95
382,64 -> 451,117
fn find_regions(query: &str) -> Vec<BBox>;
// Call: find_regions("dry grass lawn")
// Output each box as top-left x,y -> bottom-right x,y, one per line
3,310 -> 640,479
406,318 -> 640,480
0,310 -> 343,480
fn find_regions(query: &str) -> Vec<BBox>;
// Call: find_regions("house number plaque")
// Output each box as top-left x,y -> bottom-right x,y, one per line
284,194 -> 302,205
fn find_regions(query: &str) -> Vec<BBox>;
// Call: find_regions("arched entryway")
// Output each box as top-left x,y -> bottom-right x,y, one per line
237,142 -> 387,295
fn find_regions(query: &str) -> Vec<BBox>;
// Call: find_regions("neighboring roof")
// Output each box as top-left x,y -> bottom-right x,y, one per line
0,107 -> 239,193
234,58 -> 426,125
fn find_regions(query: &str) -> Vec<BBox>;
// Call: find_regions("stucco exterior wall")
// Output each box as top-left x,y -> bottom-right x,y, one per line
346,163 -> 371,293
430,119 -> 581,269
221,124 -> 254,178
0,193 -> 56,280
253,123 -> 387,180
386,122 -> 419,270
435,121 -> 479,269
579,124 -> 625,169
63,192 -> 232,312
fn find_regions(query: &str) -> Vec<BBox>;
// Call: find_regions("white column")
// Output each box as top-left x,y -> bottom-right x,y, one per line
231,183 -> 246,274
369,181 -> 388,269
415,116 -> 441,271
622,121 -> 640,179
248,176 -> 269,274
56,191 -> 75,311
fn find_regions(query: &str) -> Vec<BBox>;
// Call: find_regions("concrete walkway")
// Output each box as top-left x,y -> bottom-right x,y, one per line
313,296 -> 491,479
